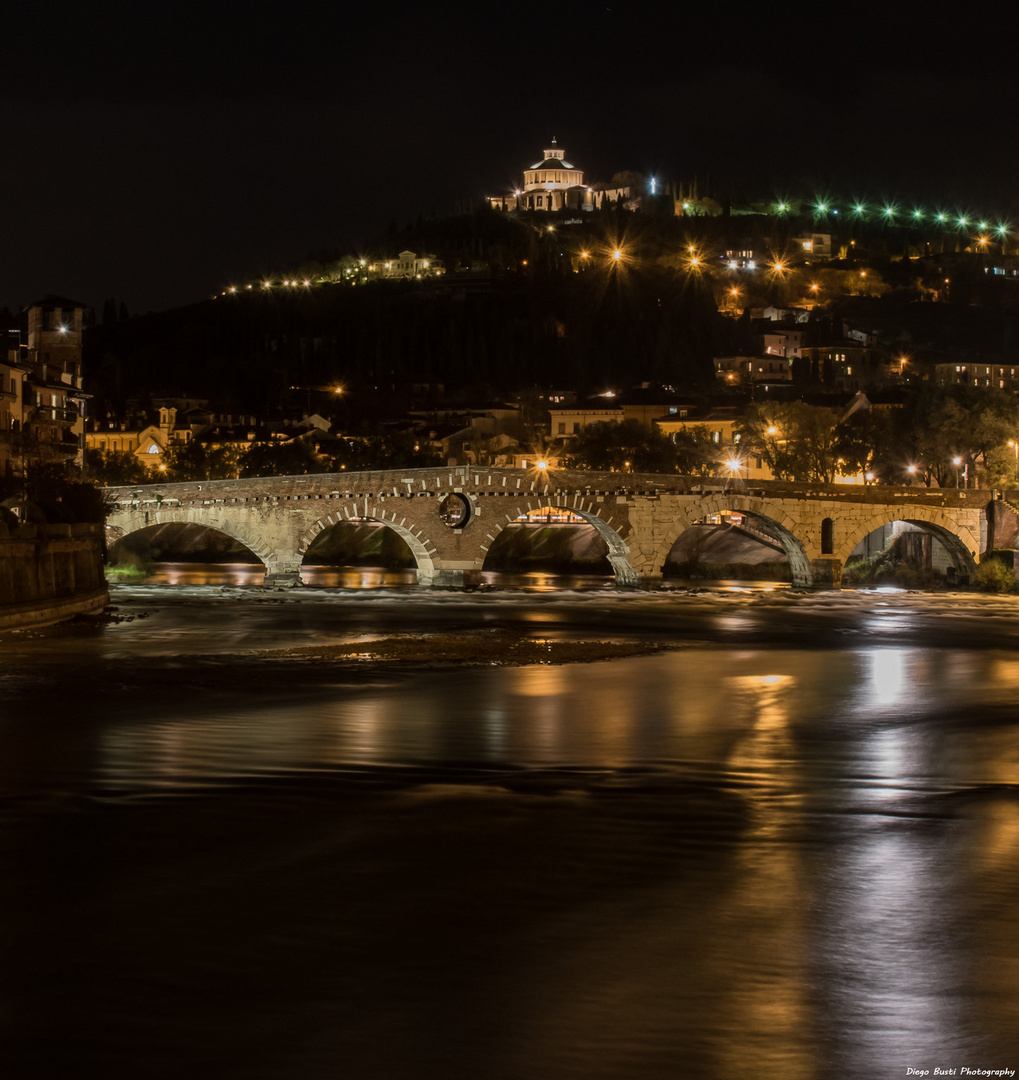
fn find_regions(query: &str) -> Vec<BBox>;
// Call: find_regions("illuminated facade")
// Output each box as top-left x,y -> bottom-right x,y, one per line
380,251 -> 445,280
86,406 -> 191,470
487,139 -> 635,213
0,297 -> 88,473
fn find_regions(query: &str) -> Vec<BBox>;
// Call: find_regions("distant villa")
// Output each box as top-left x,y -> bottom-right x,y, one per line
486,138 -> 637,213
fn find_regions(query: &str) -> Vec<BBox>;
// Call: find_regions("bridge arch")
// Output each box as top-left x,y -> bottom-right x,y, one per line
652,494 -> 812,587
839,508 -> 980,581
479,499 -> 640,585
106,508 -> 275,575
297,503 -> 438,584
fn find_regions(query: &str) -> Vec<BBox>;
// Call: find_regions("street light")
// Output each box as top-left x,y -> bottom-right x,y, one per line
953,455 -> 962,488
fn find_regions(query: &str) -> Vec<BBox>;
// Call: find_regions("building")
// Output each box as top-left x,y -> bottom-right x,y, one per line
0,329 -> 28,476
715,355 -> 794,385
795,233 -> 832,257
0,297 -> 88,476
763,328 -> 804,359
86,407 -> 192,471
799,343 -> 887,391
933,361 -> 1019,391
487,138 -> 635,213
379,251 -> 445,280
547,389 -> 695,438
655,408 -> 775,481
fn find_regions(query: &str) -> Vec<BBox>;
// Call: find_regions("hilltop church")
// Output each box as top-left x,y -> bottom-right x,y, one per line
487,139 -> 637,213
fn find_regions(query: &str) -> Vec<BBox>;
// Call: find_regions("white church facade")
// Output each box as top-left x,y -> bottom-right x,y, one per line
487,139 -> 636,213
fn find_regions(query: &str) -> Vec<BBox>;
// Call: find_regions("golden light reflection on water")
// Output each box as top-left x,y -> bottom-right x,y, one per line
514,665 -> 567,697
93,645 -> 1019,795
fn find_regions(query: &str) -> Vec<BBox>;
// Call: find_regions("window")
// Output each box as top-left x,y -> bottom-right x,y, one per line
821,518 -> 834,554
557,422 -> 566,434
572,422 -> 580,433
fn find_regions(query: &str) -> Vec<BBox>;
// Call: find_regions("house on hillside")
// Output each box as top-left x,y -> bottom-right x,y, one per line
380,251 -> 445,280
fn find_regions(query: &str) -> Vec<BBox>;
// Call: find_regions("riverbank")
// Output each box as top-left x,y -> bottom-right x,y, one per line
0,522 -> 108,630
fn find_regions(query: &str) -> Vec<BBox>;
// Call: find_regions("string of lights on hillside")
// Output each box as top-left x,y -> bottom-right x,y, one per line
212,192 -> 1017,299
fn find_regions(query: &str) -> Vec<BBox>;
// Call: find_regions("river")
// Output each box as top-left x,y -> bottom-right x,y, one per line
3,582 -> 1019,1079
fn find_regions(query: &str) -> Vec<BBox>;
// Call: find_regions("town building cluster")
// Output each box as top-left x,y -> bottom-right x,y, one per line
26,137 -> 1019,492
0,297 -> 86,479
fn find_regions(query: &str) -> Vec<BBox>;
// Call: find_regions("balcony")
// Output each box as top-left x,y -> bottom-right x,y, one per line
29,404 -> 80,424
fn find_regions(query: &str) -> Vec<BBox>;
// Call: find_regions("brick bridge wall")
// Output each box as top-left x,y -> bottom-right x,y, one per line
105,467 -> 995,588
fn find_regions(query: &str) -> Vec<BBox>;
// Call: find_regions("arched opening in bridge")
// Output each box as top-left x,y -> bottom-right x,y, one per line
842,519 -> 976,589
663,510 -> 798,587
108,523 -> 264,586
300,518 -> 417,588
481,507 -> 615,588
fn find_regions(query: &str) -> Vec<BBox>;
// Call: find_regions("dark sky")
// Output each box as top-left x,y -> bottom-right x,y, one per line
3,0 -> 1016,314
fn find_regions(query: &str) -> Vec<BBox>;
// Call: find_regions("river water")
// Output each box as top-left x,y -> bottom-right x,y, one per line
3,582 -> 1019,1079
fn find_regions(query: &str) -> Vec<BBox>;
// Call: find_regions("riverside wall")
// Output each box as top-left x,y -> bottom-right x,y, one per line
0,522 -> 109,631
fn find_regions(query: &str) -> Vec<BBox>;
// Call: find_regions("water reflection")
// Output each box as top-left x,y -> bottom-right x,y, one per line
812,827 -> 970,1070
126,564 -> 619,591
83,646 -> 1019,799
9,599 -> 1019,1075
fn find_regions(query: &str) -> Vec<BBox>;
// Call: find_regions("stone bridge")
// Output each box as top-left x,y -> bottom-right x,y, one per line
104,466 -> 996,588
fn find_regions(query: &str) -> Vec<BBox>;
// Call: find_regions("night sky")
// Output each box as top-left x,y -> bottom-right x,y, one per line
4,0 -> 1016,315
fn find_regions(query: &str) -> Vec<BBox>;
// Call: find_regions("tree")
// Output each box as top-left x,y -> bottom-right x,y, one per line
911,385 -> 1019,488
738,402 -> 844,483
239,439 -> 324,478
84,449 -> 152,486
561,420 -> 682,473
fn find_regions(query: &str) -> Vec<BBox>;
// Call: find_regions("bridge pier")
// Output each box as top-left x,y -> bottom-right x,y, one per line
810,557 -> 843,589
262,553 -> 304,589
263,569 -> 303,588
430,568 -> 483,589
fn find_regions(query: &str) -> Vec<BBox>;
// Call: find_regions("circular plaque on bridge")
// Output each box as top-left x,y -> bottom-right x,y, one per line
438,493 -> 472,529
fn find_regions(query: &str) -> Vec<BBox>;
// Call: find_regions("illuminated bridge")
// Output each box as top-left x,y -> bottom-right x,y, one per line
105,466 -> 1000,589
